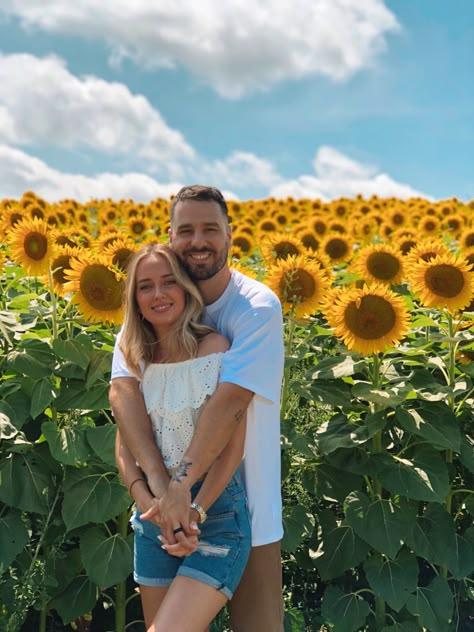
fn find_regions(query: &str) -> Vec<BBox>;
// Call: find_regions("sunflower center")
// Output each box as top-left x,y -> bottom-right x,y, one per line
80,264 -> 123,310
24,231 -> 48,260
424,264 -> 465,298
52,255 -> 72,285
366,252 -> 400,280
280,269 -> 316,301
274,242 -> 300,259
325,238 -> 349,260
344,295 -> 396,339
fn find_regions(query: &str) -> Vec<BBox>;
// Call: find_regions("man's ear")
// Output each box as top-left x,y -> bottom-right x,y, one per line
168,227 -> 173,243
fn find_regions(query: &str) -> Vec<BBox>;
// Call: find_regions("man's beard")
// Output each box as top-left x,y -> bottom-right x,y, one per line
181,246 -> 229,281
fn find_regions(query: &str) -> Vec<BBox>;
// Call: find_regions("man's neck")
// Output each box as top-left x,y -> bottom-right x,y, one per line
198,265 -> 232,306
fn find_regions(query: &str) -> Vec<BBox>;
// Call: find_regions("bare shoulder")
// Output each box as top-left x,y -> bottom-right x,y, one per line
197,332 -> 230,356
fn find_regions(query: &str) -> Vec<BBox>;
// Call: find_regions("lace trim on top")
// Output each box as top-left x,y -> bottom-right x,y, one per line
141,353 -> 223,472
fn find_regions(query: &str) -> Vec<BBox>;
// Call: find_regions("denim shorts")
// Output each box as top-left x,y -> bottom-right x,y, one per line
131,473 -> 251,599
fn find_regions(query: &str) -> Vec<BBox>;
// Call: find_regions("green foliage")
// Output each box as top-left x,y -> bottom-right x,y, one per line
280,311 -> 474,630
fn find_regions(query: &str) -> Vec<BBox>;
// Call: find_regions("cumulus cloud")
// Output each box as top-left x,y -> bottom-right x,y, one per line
1,0 -> 400,98
0,144 -> 186,202
0,143 -> 429,204
270,146 -> 430,200
191,151 -> 283,190
0,53 -> 194,177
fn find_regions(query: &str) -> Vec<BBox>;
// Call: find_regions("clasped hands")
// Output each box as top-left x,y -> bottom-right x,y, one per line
140,481 -> 201,558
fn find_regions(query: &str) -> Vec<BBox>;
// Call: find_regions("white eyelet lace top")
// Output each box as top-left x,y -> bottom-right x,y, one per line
140,353 -> 224,475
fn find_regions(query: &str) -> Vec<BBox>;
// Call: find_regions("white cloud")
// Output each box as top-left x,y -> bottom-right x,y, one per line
270,146 -> 430,200
1,0 -> 400,98
191,151 -> 283,190
0,144 -> 184,202
0,53 -> 194,177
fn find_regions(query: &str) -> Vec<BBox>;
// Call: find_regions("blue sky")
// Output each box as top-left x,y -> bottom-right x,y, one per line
0,1 -> 472,203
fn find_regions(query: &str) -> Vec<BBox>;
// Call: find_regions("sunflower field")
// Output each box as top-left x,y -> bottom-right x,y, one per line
1,191 -> 474,632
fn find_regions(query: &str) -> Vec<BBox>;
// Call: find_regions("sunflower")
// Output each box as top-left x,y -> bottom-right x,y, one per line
351,243 -> 404,285
7,216 -> 55,276
260,233 -> 304,263
232,231 -> 255,255
257,218 -> 278,233
103,238 -> 137,273
407,253 -> 474,312
417,215 -> 441,237
323,284 -> 411,355
320,234 -> 353,264
458,228 -> 474,250
404,238 -> 451,270
295,228 -> 319,252
44,245 -> 81,296
265,255 -> 330,318
64,253 -> 125,326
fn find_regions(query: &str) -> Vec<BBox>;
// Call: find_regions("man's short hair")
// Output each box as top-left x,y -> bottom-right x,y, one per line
169,185 -> 229,222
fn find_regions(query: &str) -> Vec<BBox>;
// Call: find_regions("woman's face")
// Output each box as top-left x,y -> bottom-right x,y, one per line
135,254 -> 186,334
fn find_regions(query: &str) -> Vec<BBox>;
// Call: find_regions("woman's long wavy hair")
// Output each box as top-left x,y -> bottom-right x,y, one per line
119,243 -> 213,378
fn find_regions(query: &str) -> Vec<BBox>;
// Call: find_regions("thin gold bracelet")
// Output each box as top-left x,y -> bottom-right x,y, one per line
128,477 -> 146,498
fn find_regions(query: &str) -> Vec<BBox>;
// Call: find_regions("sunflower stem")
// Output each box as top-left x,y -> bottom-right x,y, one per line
371,354 -> 383,498
281,315 -> 296,420
47,264 -> 58,340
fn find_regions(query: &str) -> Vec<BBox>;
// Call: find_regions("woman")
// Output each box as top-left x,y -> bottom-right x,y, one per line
115,243 -> 251,631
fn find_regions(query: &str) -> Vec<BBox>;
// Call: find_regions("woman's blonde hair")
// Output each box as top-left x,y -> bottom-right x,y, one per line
119,243 -> 213,377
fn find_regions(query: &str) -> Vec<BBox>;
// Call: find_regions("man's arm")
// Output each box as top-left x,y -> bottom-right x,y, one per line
158,381 -> 253,543
109,377 -> 169,499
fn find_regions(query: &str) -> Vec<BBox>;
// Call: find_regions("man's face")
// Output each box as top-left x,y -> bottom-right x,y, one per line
169,199 -> 231,281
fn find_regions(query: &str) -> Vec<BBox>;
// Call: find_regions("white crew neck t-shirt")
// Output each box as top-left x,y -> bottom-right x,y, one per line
111,269 -> 284,546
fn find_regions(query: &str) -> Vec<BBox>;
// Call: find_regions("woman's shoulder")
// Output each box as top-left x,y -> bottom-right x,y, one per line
196,332 -> 230,357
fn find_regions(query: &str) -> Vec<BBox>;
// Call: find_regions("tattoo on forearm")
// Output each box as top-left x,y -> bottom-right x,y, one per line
234,408 -> 244,424
172,459 -> 192,482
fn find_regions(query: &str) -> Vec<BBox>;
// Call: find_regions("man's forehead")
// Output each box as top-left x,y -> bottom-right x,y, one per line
172,199 -> 226,226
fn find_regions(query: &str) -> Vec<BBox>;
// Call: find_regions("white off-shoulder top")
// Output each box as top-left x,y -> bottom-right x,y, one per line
140,353 -> 224,475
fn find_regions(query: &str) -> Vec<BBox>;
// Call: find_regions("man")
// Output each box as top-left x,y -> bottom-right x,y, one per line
110,185 -> 285,631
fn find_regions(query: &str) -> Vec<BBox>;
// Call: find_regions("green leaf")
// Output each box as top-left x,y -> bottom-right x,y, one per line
345,492 -> 417,559
381,621 -> 421,632
316,463 -> 363,503
406,576 -> 453,632
310,355 -> 366,379
321,586 -> 370,632
42,421 -> 91,466
0,389 -> 31,428
364,549 -> 419,612
0,510 -> 30,568
352,381 -> 412,407
0,443 -> 59,514
8,350 -> 52,378
282,505 -> 315,553
372,446 -> 450,502
283,607 -> 306,632
85,349 -> 112,388
407,503 -> 451,563
0,413 -> 18,440
44,549 -> 83,598
395,402 -> 461,452
312,524 -> 370,580
30,378 -> 55,419
55,382 -> 110,412
49,575 -> 99,625
80,525 -> 133,588
297,380 -> 353,407
53,337 -> 93,370
86,424 -> 117,467
460,435 -> 474,474
61,466 -> 130,531
316,413 -> 385,455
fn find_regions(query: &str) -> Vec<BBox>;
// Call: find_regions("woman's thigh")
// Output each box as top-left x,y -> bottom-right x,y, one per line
139,585 -> 168,629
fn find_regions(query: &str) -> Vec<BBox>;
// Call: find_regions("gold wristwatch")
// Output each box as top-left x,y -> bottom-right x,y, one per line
190,501 -> 207,524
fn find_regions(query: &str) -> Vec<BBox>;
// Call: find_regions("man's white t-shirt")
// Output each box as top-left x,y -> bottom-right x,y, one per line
111,268 -> 284,546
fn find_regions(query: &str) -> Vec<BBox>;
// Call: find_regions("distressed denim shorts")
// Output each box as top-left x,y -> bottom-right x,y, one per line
131,473 -> 251,599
